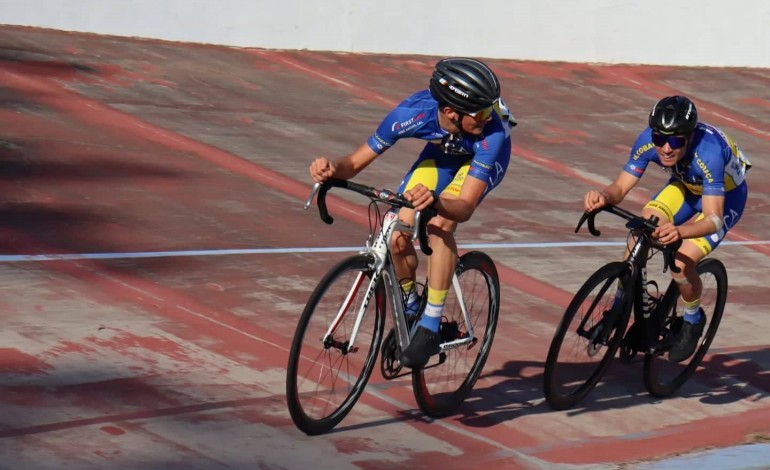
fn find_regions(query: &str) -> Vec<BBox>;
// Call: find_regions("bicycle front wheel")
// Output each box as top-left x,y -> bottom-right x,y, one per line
543,261 -> 630,410
412,251 -> 500,418
286,254 -> 385,435
643,258 -> 727,397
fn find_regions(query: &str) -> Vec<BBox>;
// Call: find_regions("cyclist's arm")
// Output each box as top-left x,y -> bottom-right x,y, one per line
311,143 -> 380,182
335,143 -> 380,179
603,170 -> 640,204
678,194 -> 725,239
434,176 -> 486,223
586,171 -> 640,210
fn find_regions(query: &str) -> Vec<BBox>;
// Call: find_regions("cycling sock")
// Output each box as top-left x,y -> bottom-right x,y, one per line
418,287 -> 448,333
401,280 -> 419,315
682,297 -> 703,324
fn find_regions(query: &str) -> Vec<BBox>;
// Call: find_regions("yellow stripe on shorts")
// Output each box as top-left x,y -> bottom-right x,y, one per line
442,161 -> 472,198
403,159 -> 439,192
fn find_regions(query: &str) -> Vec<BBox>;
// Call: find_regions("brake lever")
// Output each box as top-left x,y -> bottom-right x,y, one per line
663,239 -> 682,273
413,207 -> 437,256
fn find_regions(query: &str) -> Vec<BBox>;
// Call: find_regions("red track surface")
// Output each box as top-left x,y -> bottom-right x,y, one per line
0,26 -> 768,469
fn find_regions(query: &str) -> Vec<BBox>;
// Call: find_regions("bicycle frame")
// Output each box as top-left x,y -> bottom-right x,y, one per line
576,207 -> 682,354
544,206 -> 727,410
306,181 -> 476,358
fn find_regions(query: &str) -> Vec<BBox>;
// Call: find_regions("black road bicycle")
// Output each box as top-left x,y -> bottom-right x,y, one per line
544,205 -> 727,410
286,179 -> 500,434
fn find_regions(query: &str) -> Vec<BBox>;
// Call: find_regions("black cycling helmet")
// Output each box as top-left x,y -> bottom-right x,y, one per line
648,95 -> 698,135
429,57 -> 500,114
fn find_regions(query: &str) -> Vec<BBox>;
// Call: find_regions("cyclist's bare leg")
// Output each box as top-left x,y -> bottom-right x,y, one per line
391,208 -> 420,309
390,207 -> 459,300
667,227 -> 709,361
641,206 -> 705,300
399,214 -> 458,367
426,215 -> 459,292
391,230 -> 418,283
671,241 -> 705,302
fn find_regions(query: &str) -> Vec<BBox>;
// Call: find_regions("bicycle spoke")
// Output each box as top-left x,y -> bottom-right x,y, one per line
544,262 -> 629,410
644,259 -> 727,397
412,252 -> 500,418
287,256 -> 384,435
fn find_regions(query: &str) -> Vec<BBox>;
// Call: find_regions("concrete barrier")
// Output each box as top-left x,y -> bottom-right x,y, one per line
3,0 -> 769,67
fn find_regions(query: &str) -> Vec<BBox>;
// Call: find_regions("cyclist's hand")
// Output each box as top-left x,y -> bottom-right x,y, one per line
404,184 -> 435,212
584,190 -> 608,212
653,222 -> 681,245
309,157 -> 337,183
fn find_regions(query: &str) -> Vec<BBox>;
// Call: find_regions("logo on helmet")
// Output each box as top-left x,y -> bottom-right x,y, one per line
685,105 -> 693,119
448,85 -> 469,98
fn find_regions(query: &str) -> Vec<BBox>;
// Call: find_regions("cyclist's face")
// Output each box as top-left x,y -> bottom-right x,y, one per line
654,135 -> 689,167
460,108 -> 492,135
439,106 -> 491,135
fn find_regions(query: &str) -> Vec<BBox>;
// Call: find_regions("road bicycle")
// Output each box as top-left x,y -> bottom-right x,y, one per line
543,205 -> 727,410
286,178 -> 500,435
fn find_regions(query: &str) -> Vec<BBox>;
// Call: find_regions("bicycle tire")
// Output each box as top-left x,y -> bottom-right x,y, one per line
543,261 -> 631,410
411,251 -> 500,418
286,254 -> 386,435
643,258 -> 727,397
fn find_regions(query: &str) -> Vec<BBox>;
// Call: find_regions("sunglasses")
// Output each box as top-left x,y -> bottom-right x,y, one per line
467,106 -> 494,122
651,132 -> 688,149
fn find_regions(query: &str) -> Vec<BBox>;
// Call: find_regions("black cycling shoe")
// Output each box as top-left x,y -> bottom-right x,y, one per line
668,311 -> 706,363
399,326 -> 440,369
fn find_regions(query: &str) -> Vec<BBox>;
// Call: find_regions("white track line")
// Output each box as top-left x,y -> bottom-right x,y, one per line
1,240 -> 767,262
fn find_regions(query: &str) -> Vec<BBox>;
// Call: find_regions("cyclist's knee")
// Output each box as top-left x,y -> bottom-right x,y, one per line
427,215 -> 456,233
397,207 -> 416,226
672,251 -> 700,285
427,216 -> 457,240
642,204 -> 672,223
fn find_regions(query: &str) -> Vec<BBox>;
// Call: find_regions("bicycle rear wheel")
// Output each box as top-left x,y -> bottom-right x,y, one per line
412,251 -> 500,418
643,258 -> 727,397
286,254 -> 385,435
543,262 -> 630,410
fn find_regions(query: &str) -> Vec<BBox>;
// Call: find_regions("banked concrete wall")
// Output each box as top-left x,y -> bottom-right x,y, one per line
3,0 -> 769,67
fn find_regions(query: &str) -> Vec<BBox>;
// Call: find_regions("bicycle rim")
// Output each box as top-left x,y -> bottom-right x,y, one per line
286,255 -> 385,435
643,258 -> 727,397
544,262 -> 630,410
412,251 -> 500,418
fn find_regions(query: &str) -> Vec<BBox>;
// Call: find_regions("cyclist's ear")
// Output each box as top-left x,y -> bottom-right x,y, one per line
439,105 -> 458,120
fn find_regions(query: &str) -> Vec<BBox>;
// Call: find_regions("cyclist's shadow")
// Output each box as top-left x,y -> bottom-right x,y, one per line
449,350 -> 769,428
451,359 -> 652,428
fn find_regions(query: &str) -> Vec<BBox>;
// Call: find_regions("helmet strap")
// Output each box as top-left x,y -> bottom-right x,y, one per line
452,114 -> 465,133
438,105 -> 467,135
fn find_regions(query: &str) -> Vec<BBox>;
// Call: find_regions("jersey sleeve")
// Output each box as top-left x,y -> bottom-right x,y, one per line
623,130 -> 655,178
696,141 -> 728,197
467,117 -> 510,186
365,102 -> 432,155
366,108 -> 402,155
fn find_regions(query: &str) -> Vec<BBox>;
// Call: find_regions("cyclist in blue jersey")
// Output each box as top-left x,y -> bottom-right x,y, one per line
310,57 -> 516,368
584,95 -> 751,362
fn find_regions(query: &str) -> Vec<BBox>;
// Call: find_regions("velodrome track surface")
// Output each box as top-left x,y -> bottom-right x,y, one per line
0,25 -> 768,469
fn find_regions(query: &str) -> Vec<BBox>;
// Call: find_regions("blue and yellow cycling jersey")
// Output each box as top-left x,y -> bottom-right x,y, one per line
624,122 -> 751,196
366,89 -> 512,190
